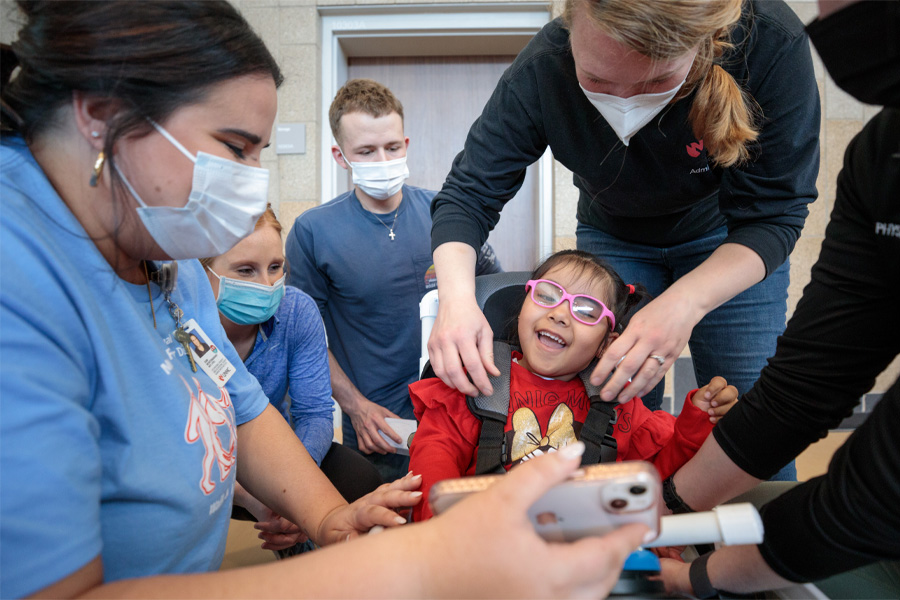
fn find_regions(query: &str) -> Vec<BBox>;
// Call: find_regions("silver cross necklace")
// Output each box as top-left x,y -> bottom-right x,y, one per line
373,203 -> 400,241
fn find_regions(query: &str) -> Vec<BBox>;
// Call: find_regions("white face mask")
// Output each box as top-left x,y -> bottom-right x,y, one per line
341,150 -> 409,201
580,77 -> 687,146
115,121 -> 270,259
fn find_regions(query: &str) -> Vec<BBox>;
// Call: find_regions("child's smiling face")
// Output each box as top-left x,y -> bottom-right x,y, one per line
516,265 -> 617,381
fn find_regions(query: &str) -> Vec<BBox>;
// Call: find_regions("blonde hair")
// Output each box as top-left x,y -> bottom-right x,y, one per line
199,204 -> 281,268
329,78 -> 405,147
563,0 -> 758,167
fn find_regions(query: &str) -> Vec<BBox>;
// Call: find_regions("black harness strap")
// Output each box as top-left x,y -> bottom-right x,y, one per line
577,361 -> 618,466
469,342 -> 513,475
469,343 -> 618,473
579,397 -> 618,465
474,419 -> 508,475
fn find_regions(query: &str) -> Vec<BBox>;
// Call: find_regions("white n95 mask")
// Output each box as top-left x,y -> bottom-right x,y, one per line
115,121 -> 269,259
581,78 -> 686,146
341,151 -> 409,201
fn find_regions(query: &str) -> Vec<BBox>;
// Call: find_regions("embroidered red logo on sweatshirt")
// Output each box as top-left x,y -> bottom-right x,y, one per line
686,139 -> 704,157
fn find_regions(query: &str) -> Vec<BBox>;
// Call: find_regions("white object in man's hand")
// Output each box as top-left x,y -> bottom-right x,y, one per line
378,418 -> 417,455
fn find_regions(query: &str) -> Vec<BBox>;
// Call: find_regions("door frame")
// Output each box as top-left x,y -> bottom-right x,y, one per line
319,2 -> 554,259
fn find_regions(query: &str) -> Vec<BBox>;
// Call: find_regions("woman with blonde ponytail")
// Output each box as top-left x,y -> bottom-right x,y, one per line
428,0 -> 819,483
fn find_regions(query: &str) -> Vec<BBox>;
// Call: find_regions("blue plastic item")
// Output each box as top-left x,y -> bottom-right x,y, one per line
622,550 -> 661,572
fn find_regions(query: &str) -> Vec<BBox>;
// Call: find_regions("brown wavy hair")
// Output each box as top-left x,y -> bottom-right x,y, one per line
563,0 -> 758,167
329,78 -> 404,146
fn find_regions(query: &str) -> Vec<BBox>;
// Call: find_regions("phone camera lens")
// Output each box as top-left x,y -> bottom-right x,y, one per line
610,498 -> 628,510
629,485 -> 647,495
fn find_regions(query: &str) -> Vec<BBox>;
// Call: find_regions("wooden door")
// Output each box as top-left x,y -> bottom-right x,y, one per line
348,56 -> 540,272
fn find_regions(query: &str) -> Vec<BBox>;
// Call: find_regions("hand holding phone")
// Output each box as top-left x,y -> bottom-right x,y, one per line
429,460 -> 661,542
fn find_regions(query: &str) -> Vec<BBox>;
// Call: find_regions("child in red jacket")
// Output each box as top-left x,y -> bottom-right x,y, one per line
409,250 -> 738,521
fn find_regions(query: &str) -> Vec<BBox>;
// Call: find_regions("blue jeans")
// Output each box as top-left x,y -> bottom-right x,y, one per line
577,224 -> 797,481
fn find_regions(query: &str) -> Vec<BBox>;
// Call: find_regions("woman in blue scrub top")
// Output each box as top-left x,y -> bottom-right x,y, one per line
0,2 -> 649,598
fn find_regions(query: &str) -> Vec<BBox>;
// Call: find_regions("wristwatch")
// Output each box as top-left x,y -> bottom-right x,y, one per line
689,551 -> 719,599
662,475 -> 695,514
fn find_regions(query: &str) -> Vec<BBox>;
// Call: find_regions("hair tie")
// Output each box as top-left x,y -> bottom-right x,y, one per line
626,284 -> 635,294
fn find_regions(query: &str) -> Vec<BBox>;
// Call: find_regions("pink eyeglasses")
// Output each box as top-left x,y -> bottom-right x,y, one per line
525,279 -> 616,328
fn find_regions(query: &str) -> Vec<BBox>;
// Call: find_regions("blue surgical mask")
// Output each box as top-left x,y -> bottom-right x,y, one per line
207,267 -> 285,325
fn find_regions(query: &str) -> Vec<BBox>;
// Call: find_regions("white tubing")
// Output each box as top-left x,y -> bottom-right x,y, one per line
643,503 -> 764,548
419,290 -> 440,374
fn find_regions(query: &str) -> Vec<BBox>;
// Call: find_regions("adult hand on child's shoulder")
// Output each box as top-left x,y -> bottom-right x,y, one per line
591,293 -> 700,403
692,376 -> 739,424
419,442 -> 650,598
428,293 -> 500,398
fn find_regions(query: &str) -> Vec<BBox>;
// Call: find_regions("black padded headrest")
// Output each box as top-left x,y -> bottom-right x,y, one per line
475,271 -> 530,342
419,272 -> 530,381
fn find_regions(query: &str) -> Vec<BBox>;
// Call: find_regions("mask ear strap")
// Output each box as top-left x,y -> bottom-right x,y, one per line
335,145 -> 352,168
205,265 -> 222,280
205,266 -> 224,301
148,118 -> 197,164
114,162 -> 150,208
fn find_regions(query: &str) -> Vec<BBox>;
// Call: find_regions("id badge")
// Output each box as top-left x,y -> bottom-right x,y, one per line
180,319 -> 236,387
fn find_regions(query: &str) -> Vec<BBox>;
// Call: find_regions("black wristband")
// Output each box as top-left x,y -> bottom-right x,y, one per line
662,475 -> 695,514
689,551 -> 719,599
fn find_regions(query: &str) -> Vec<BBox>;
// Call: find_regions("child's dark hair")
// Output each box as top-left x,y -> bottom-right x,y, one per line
530,250 -> 649,334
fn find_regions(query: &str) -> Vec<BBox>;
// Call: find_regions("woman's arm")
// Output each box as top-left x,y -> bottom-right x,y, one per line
672,435 -> 762,511
237,405 -> 419,546
36,443 -> 650,599
236,405 -> 351,539
658,544 -> 792,597
427,241 -> 499,397
285,292 -> 335,464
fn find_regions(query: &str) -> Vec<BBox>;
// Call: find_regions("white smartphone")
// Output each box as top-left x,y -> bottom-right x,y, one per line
428,460 -> 661,542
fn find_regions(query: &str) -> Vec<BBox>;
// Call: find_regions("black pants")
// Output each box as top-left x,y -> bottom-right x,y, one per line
320,441 -> 384,502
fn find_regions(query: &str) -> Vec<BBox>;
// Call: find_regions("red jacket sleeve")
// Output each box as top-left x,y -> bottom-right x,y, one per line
619,390 -> 715,481
408,378 -> 482,521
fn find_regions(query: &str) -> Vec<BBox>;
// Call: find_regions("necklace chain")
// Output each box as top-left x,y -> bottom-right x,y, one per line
372,205 -> 400,241
143,261 -> 157,329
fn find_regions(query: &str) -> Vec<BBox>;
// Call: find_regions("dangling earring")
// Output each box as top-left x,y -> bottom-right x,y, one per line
89,151 -> 105,187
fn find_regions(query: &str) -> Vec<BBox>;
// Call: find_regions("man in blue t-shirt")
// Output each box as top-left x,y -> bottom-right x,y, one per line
286,79 -> 500,481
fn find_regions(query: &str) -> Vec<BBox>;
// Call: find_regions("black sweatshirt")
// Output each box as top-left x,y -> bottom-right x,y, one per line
715,108 -> 900,581
431,0 -> 819,277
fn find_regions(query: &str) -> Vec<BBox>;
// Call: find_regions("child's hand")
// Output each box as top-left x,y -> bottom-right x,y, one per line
649,557 -> 693,596
650,545 -> 686,561
692,376 -> 738,424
